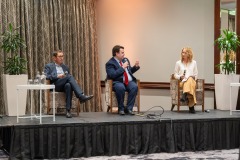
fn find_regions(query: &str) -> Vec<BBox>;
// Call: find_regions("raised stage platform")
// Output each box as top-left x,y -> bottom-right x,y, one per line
0,109 -> 240,159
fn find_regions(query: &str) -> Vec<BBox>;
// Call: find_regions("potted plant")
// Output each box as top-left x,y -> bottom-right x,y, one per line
1,23 -> 28,116
215,29 -> 240,110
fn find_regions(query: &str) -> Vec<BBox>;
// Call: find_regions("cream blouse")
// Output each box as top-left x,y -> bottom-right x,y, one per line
174,60 -> 198,82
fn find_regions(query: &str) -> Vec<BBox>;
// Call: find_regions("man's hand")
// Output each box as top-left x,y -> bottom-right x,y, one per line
122,61 -> 129,69
135,60 -> 139,67
58,74 -> 65,78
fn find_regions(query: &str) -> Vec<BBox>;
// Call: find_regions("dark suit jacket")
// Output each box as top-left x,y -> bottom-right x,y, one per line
44,63 -> 70,84
105,57 -> 140,83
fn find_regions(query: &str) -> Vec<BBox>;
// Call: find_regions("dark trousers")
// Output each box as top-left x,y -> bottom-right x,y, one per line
113,81 -> 138,112
54,75 -> 83,110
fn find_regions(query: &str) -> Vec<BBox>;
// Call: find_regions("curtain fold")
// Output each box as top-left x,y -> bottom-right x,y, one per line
0,0 -> 102,114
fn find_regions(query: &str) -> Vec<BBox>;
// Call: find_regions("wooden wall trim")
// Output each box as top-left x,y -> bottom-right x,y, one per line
214,0 -> 220,74
101,81 -> 214,91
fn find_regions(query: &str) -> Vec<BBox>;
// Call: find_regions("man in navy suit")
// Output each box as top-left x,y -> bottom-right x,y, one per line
44,50 -> 93,118
106,45 -> 140,115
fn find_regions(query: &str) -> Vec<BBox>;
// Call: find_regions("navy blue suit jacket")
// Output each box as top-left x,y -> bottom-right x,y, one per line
105,57 -> 140,83
44,63 -> 70,84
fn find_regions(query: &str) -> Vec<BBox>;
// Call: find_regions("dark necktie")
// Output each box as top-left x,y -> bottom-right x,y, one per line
120,61 -> 129,85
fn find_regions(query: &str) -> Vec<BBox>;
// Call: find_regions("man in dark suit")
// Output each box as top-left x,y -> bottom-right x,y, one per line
105,45 -> 140,115
44,50 -> 93,118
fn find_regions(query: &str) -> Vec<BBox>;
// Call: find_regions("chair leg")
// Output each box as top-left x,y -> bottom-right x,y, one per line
47,91 -> 51,114
110,104 -> 113,113
77,101 -> 80,116
107,106 -> 110,112
171,104 -> 175,111
177,104 -> 180,112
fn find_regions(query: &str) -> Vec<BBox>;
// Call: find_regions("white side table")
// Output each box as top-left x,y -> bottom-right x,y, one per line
16,84 -> 55,124
230,83 -> 240,115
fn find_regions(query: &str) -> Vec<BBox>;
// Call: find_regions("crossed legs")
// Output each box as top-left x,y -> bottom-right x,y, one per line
54,75 -> 93,117
181,77 -> 196,113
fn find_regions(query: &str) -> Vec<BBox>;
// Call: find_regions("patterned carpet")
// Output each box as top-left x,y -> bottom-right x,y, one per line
0,148 -> 8,160
1,149 -> 238,160
76,149 -> 240,160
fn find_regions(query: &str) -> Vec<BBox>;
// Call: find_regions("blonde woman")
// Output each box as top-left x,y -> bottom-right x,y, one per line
174,47 -> 198,113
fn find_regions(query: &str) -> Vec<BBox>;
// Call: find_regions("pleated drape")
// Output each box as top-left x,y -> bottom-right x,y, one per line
8,119 -> 240,159
9,122 -> 175,159
0,0 -> 102,114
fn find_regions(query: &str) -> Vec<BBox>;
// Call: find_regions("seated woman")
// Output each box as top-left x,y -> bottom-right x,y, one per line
174,47 -> 198,113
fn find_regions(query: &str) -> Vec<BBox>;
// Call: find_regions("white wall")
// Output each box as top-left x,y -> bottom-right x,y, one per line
97,0 -> 215,111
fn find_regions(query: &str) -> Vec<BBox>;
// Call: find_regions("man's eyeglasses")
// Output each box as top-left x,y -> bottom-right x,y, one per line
57,55 -> 64,58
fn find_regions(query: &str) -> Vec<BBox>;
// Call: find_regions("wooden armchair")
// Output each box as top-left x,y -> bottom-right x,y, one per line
170,75 -> 204,112
45,80 -> 80,115
105,79 -> 140,113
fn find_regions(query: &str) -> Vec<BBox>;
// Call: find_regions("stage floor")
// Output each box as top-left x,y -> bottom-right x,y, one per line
1,109 -> 240,126
1,109 -> 240,159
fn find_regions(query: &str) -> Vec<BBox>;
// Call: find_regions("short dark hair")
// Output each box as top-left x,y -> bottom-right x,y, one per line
52,50 -> 63,57
112,45 -> 124,56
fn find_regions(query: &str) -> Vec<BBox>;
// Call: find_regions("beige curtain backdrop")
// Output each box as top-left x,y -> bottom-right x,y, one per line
0,0 -> 102,114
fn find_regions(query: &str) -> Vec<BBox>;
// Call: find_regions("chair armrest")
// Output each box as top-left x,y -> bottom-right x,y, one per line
136,79 -> 140,88
196,79 -> 205,90
105,79 -> 113,106
105,80 -> 113,91
46,79 -> 50,85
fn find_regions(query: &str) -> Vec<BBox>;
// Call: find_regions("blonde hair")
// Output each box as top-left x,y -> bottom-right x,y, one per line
181,47 -> 193,62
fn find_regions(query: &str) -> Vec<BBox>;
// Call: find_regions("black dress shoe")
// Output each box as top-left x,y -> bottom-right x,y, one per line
79,95 -> 94,104
180,92 -> 188,102
127,110 -> 135,115
189,106 -> 195,114
66,111 -> 72,118
119,110 -> 125,115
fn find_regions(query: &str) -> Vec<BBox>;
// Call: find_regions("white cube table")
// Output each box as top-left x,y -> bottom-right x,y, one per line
230,83 -> 240,115
16,84 -> 55,124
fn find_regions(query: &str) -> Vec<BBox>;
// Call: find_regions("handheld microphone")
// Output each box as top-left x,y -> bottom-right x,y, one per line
183,70 -> 186,76
122,58 -> 127,63
122,58 -> 129,69
65,71 -> 68,75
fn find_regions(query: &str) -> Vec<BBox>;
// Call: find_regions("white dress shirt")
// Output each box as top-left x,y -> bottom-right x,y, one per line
114,58 -> 133,82
55,63 -> 64,76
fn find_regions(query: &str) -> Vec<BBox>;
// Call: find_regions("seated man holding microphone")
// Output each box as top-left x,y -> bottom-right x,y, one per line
105,45 -> 140,115
44,50 -> 93,118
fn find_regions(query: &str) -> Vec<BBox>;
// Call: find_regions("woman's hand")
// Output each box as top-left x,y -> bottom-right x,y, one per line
180,76 -> 185,80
